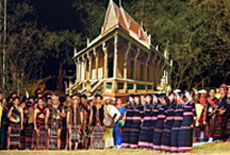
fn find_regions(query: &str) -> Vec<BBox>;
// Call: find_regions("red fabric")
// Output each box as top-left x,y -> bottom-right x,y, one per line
199,98 -> 207,105
205,123 -> 212,138
119,127 -> 123,133
197,98 -> 206,124
207,98 -> 217,108
213,115 -> 224,139
198,113 -> 205,125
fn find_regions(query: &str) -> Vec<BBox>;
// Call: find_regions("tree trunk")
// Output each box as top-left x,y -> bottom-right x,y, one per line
57,62 -> 63,90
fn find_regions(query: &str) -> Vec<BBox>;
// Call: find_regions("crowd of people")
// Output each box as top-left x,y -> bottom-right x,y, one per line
0,83 -> 229,153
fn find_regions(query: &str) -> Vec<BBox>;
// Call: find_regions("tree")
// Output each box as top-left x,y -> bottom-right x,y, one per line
72,0 -> 107,40
0,0 -> 49,95
43,30 -> 81,90
123,0 -> 230,88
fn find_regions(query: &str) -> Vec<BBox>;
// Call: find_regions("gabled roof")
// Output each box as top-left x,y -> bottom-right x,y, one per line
101,0 -> 151,48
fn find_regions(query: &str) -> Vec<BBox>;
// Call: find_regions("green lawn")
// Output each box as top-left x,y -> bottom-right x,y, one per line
1,142 -> 230,155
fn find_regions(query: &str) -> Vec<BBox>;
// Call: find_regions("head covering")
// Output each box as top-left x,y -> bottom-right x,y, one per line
88,96 -> 94,101
198,89 -> 207,94
72,95 -> 80,100
220,83 -> 227,90
104,96 -> 112,101
51,95 -> 59,100
173,89 -> 181,94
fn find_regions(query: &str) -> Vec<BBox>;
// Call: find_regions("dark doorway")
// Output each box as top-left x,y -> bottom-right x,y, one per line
108,57 -> 114,78
140,63 -> 144,80
130,59 -> 134,79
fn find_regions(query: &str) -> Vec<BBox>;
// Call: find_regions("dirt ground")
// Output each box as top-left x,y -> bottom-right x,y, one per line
0,142 -> 230,155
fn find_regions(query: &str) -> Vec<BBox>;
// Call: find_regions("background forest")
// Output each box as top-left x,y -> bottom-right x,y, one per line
1,0 -> 230,95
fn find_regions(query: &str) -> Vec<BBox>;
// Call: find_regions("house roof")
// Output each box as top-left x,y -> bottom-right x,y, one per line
101,0 -> 151,47
75,0 -> 153,57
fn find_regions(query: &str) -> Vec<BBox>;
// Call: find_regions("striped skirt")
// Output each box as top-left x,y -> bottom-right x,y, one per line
178,127 -> 193,152
121,127 -> 130,148
129,128 -> 140,149
170,127 -> 180,152
121,119 -> 132,148
225,117 -> 230,139
161,129 -> 171,151
49,128 -> 58,149
213,115 -> 224,140
152,128 -> 163,150
71,127 -> 81,142
24,124 -> 34,149
9,123 -> 21,146
138,127 -> 151,148
90,126 -> 105,149
32,124 -> 47,150
205,119 -> 214,138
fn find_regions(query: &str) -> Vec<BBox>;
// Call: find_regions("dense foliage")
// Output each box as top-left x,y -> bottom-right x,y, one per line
1,0 -> 230,95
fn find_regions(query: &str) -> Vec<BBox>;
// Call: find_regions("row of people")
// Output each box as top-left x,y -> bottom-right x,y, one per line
0,83 -> 230,152
0,90 -> 112,150
121,91 -> 195,153
194,84 -> 230,142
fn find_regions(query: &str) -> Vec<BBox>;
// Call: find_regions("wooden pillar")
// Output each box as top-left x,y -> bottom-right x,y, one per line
124,42 -> 131,80
75,58 -> 79,83
87,52 -> 92,80
78,58 -> 82,81
93,48 -> 99,80
151,54 -> 157,82
145,54 -> 151,81
133,48 -> 140,80
113,34 -> 118,79
102,42 -> 108,79
124,42 -> 131,93
160,59 -> 164,73
82,55 -> 86,81
169,60 -> 173,85
79,60 -> 82,81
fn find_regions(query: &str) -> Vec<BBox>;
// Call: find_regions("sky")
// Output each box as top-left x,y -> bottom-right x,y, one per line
34,0 -> 80,31
32,0 -> 81,89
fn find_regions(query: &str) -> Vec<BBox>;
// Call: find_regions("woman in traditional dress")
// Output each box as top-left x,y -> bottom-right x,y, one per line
128,95 -> 143,149
114,98 -> 127,148
152,95 -> 167,150
46,95 -> 65,150
149,95 -> 159,149
170,94 -> 184,153
32,97 -> 48,150
80,94 -> 91,149
7,96 -> 24,149
205,89 -> 217,142
89,94 -> 107,149
178,91 -> 196,152
121,95 -> 134,148
213,85 -> 227,141
138,94 -> 153,148
67,96 -> 83,150
24,101 -> 34,149
161,94 -> 175,152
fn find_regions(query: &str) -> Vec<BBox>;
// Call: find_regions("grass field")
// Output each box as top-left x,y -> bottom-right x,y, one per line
0,142 -> 230,155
